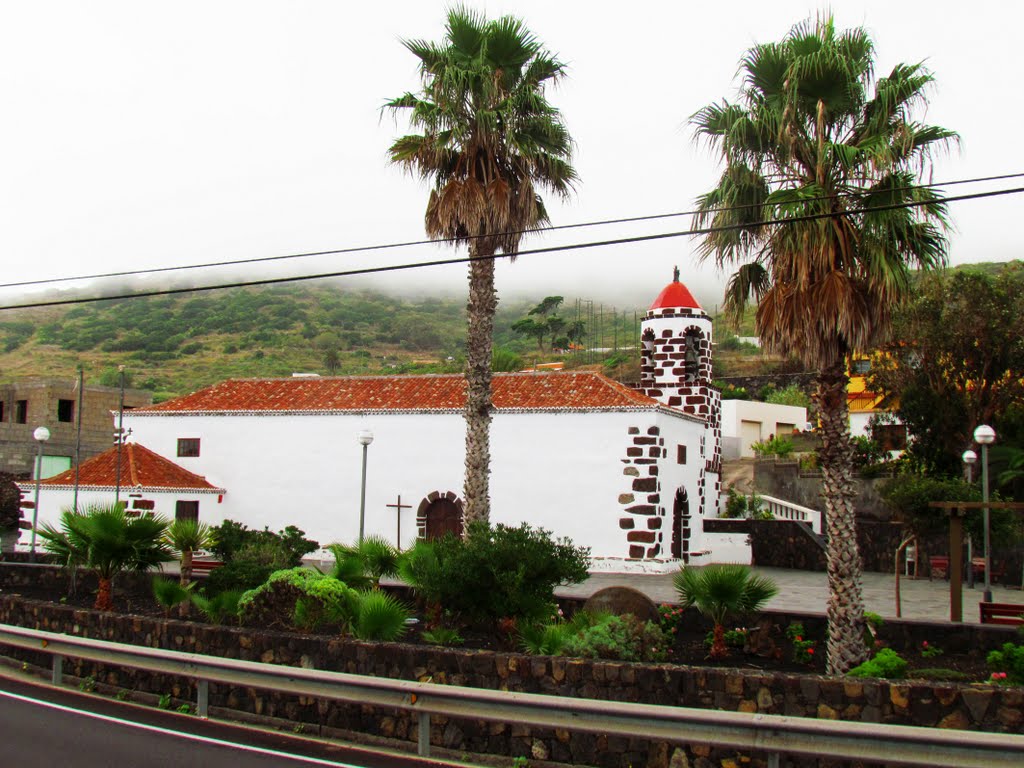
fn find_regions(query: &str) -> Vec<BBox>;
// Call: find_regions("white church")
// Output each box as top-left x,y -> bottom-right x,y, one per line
27,272 -> 752,572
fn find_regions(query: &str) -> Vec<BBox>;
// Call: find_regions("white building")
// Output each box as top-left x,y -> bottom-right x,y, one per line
719,400 -> 808,459
27,272 -> 749,571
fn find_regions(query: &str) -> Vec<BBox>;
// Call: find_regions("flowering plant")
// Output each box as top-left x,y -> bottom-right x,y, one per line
988,671 -> 1008,685
658,603 -> 685,637
920,640 -> 944,659
786,621 -> 817,665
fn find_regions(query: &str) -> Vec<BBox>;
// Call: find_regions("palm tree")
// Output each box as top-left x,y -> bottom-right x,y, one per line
165,518 -> 214,617
37,504 -> 173,611
386,7 -> 576,525
674,565 -> 778,660
691,16 -> 956,674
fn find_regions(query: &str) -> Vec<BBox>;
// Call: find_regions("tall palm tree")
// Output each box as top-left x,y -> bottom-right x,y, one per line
691,16 -> 957,674
37,504 -> 173,611
674,564 -> 778,660
386,7 -> 576,525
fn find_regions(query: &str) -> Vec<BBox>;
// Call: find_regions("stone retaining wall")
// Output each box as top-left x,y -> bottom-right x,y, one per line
0,580 -> 1020,767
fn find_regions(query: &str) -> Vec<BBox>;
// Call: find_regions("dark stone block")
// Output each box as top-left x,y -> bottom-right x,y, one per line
628,545 -> 645,558
632,477 -> 657,492
619,518 -> 635,529
627,531 -> 655,544
582,586 -> 659,623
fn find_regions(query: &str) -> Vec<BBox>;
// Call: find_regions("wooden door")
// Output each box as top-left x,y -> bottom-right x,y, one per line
424,498 -> 463,540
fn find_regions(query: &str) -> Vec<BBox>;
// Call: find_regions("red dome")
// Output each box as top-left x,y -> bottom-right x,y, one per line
649,269 -> 702,311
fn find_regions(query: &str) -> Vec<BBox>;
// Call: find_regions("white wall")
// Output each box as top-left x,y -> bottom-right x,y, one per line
123,409 -> 713,570
18,486 -> 215,552
850,411 -> 873,439
720,400 -> 808,458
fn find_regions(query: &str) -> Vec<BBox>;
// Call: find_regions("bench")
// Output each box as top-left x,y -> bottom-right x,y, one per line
980,602 -> 1024,626
928,555 -> 949,580
971,557 -> 1007,583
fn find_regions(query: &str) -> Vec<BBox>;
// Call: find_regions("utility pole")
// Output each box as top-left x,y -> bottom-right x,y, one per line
72,366 -> 84,513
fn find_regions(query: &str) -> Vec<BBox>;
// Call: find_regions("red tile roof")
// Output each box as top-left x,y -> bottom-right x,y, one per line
133,372 -> 662,414
649,278 -> 702,311
39,443 -> 223,493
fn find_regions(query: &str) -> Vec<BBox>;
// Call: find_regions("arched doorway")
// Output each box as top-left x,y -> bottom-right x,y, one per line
671,488 -> 690,561
417,491 -> 464,540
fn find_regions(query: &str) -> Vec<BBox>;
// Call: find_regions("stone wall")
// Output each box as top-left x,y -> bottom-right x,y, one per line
0,575 -> 1020,767
753,461 -> 894,522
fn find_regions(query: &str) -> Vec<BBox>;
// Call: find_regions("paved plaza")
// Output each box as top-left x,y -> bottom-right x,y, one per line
556,567 -> 1024,624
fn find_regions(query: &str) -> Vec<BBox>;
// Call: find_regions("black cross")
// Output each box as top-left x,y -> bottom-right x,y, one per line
385,495 -> 412,550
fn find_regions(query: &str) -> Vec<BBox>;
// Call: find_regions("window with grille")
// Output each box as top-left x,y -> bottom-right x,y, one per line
177,438 -> 200,457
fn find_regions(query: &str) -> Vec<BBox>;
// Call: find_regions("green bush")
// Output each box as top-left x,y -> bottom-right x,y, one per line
848,648 -> 908,679
562,614 -> 668,663
205,521 -> 319,594
751,436 -> 794,458
765,384 -> 810,408
420,627 -> 463,647
238,568 -> 358,632
400,522 -> 590,626
353,590 -> 410,641
153,578 -> 192,613
191,590 -> 244,624
987,642 -> 1024,685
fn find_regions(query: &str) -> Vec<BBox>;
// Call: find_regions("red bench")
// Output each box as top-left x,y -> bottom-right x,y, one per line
980,602 -> 1024,626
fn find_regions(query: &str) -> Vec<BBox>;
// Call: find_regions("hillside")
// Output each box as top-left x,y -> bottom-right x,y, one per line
0,285 -> 649,400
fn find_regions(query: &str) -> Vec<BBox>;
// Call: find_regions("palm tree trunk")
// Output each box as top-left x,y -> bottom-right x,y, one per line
180,550 -> 193,587
816,362 -> 868,675
95,576 -> 113,611
709,621 -> 728,660
179,550 -> 193,618
463,247 -> 496,528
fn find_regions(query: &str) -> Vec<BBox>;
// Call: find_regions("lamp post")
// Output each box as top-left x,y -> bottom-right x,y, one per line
29,426 -> 51,563
357,429 -> 374,544
973,424 -> 996,603
962,449 -> 977,589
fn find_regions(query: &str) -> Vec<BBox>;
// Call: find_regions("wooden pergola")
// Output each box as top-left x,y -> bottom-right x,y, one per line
929,501 -> 1024,621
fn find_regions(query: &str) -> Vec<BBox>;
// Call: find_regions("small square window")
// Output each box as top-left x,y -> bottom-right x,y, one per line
677,445 -> 687,464
58,399 -> 75,423
175,500 -> 199,522
15,400 -> 27,424
0,401 -> 5,422
177,438 -> 200,457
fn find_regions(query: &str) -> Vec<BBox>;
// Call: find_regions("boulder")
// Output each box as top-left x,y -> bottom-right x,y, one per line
582,586 -> 660,623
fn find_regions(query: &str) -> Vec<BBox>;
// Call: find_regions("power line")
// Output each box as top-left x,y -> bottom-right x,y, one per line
1,184 -> 1021,313
1,171 -> 1021,290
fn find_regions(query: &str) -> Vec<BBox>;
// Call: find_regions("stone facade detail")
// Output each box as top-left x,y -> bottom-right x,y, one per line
618,425 -> 665,560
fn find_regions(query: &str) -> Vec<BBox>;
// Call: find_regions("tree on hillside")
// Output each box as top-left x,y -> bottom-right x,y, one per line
387,7 -> 576,525
869,265 -> 1024,475
511,317 -> 548,352
692,16 -> 957,674
528,296 -> 564,317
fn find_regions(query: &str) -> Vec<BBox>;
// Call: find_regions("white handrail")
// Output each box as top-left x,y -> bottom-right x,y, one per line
754,494 -> 823,534
0,623 -> 1020,766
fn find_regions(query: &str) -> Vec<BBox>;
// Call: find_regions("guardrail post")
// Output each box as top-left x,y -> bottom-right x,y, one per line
766,752 -> 780,768
51,654 -> 62,685
417,713 -> 430,757
197,679 -> 209,718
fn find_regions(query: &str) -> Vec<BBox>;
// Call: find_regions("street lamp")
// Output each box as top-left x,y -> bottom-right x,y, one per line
962,449 -> 977,589
357,429 -> 374,544
29,426 -> 50,562
973,424 -> 996,603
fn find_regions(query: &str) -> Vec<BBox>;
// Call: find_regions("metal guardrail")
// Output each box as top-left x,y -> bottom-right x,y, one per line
0,623 -> 1022,767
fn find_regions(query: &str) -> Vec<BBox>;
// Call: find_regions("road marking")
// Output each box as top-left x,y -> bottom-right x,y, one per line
0,687 -> 363,767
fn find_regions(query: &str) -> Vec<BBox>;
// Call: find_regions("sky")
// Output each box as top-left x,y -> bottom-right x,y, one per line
1,1 -> 1020,313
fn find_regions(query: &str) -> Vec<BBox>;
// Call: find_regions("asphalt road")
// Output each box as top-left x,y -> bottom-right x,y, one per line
0,675 -> 450,768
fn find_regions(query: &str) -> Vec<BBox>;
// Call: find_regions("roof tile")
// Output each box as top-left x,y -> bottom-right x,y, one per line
134,372 -> 660,414
41,443 -> 222,491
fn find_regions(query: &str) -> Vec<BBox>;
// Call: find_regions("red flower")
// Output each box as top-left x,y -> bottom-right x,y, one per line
808,648 -> 815,655
795,636 -> 802,642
